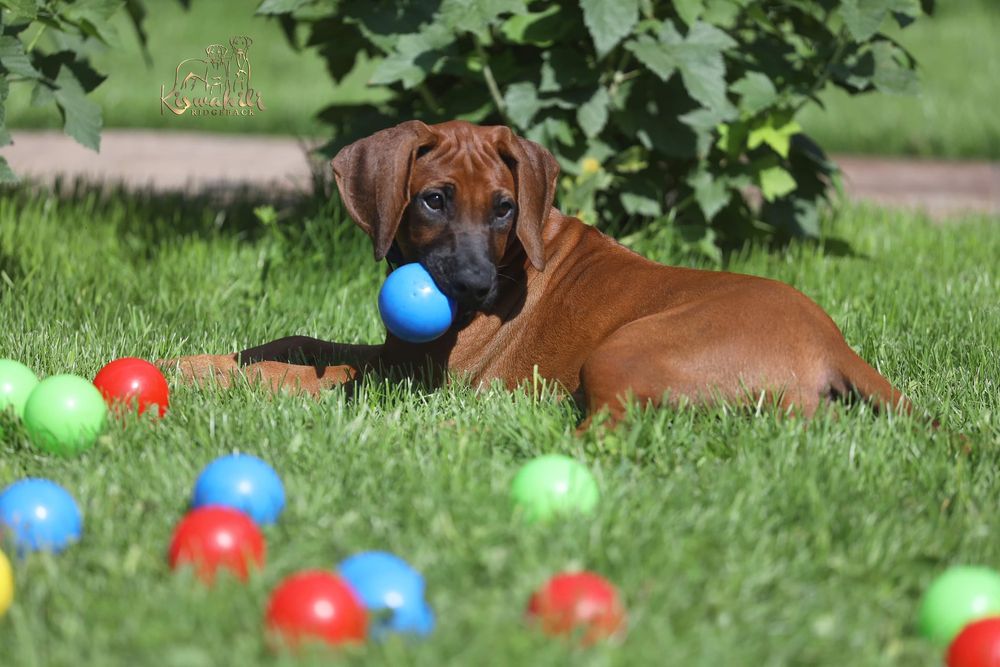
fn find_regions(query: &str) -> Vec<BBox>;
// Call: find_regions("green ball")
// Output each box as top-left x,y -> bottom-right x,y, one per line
918,566 -> 1000,646
510,454 -> 599,522
23,374 -> 108,456
0,359 -> 39,418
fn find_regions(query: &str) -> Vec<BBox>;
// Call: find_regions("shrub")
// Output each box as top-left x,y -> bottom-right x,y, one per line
260,0 -> 931,256
0,0 -> 179,182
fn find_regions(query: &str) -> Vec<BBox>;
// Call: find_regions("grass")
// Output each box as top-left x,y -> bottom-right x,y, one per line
3,1 -> 998,159
0,185 -> 998,666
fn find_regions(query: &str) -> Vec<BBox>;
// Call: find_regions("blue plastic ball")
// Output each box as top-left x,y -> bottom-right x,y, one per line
0,479 -> 82,554
338,550 -> 435,637
191,454 -> 285,525
378,263 -> 456,343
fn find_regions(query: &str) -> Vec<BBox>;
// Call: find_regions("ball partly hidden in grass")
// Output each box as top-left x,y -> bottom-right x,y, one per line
265,571 -> 367,650
93,357 -> 170,418
510,454 -> 599,523
338,550 -> 435,638
919,566 -> 1000,647
192,454 -> 286,526
946,616 -> 1000,667
527,571 -> 626,644
0,359 -> 39,419
0,549 -> 12,617
0,478 -> 82,554
168,506 -> 265,584
23,374 -> 107,455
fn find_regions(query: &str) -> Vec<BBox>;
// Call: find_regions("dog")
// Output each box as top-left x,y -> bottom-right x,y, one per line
173,44 -> 228,94
162,120 -> 913,429
228,36 -> 252,97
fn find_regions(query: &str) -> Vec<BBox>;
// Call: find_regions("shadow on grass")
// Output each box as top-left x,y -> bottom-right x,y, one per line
1,173 -> 345,245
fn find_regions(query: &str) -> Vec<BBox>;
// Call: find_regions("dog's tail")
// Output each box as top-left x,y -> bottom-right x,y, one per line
836,349 -> 916,418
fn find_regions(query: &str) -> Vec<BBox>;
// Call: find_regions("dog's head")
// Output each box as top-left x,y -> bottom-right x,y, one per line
205,44 -> 227,65
332,120 -> 559,310
230,35 -> 252,54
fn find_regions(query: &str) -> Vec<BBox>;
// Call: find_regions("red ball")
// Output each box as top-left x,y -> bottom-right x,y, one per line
948,617 -> 1000,667
93,357 -> 169,417
265,571 -> 367,649
168,506 -> 265,583
527,571 -> 626,643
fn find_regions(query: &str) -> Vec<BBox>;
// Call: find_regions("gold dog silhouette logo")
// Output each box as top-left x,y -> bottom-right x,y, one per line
160,35 -> 265,116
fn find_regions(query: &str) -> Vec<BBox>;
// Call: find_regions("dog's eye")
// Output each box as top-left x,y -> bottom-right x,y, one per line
496,201 -> 514,219
423,192 -> 444,211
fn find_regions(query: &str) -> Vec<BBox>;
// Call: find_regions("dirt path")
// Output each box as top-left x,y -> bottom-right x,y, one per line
2,130 -> 997,220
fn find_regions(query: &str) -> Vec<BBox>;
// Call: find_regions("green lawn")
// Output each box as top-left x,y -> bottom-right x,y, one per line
0,187 -> 998,666
3,1 -> 998,158
799,0 -> 1000,159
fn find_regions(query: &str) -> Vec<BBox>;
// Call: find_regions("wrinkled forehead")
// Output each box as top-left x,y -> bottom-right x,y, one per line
409,124 -> 514,193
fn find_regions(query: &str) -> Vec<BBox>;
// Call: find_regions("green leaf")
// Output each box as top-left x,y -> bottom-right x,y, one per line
687,168 -> 730,221
503,81 -> 541,129
624,33 -> 678,83
620,177 -> 662,217
679,106 -> 730,157
0,0 -> 37,20
30,80 -> 54,107
758,165 -> 797,201
0,155 -> 16,184
676,223 -> 722,262
0,36 -> 40,78
761,197 -> 821,238
715,120 -> 748,157
747,116 -> 802,158
256,0 -> 312,14
731,72 -> 777,115
840,0 -> 893,41
577,87 -> 610,138
524,116 -> 575,147
440,0 -> 525,36
52,66 -> 102,151
539,48 -> 598,93
674,0 -> 704,26
870,40 -> 918,94
499,4 -> 567,46
369,24 -> 454,89
62,0 -> 125,44
625,20 -> 736,115
580,0 -> 640,58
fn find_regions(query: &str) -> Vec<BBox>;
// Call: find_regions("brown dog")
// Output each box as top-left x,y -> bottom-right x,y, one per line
163,120 -> 911,428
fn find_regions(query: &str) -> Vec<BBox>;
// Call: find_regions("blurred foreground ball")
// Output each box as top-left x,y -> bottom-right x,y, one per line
338,550 -> 434,637
0,359 -> 38,419
23,375 -> 107,455
168,506 -> 265,583
192,454 -> 285,525
378,263 -> 456,343
919,566 -> 1000,647
527,571 -> 626,643
0,550 -> 12,616
93,357 -> 169,417
0,479 -> 82,553
511,454 -> 599,522
266,571 -> 367,649
948,616 -> 1000,667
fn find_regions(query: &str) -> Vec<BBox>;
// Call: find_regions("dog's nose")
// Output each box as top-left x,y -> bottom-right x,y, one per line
451,266 -> 495,303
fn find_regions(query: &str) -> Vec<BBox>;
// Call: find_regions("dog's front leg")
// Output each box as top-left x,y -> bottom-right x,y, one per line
158,336 -> 382,396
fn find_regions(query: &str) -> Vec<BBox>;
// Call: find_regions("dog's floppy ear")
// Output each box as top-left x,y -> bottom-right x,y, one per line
332,120 -> 437,261
496,128 -> 559,271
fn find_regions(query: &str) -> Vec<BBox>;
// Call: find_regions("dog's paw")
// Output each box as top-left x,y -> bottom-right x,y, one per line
157,354 -> 240,388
